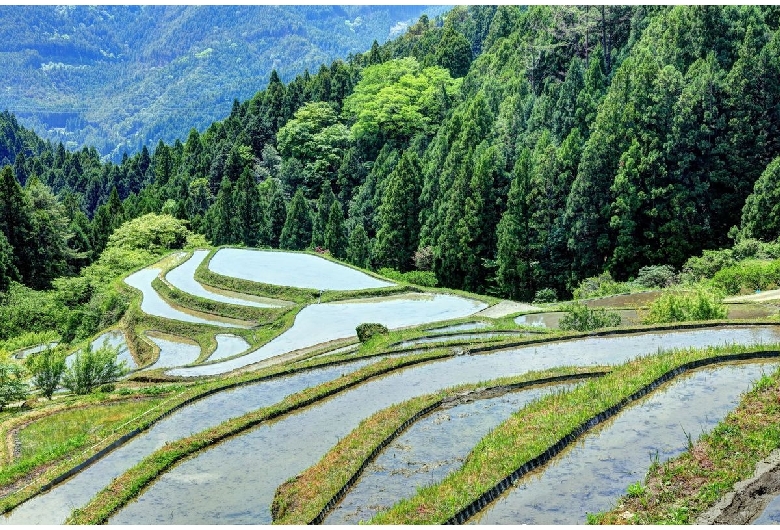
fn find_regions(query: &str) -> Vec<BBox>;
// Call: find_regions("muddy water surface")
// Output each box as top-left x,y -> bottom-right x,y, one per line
108,326 -> 780,525
167,293 -> 486,377
165,250 -> 284,308
0,359 -> 377,525
515,309 -> 640,328
471,362 -> 776,525
325,381 -> 582,525
209,249 -> 394,290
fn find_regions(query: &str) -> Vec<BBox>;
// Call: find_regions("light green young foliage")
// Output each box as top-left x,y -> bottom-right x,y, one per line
0,360 -> 27,410
61,341 -> 128,395
343,57 -> 461,143
26,345 -> 67,400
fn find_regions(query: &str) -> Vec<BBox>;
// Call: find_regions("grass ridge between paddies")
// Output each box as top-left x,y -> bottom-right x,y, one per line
65,348 -> 456,524
271,366 -> 609,524
0,341 -> 446,517
366,344 -> 780,524
592,363 -> 780,524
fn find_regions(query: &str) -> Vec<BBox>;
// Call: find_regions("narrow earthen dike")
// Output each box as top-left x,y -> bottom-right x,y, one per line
697,448 -> 780,525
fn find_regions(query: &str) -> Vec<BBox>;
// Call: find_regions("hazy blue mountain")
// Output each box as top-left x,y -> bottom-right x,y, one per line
0,5 -> 447,160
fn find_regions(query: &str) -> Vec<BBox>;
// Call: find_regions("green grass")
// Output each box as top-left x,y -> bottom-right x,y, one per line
271,366 -> 608,524
65,348 -> 456,524
368,344 -> 780,524
0,393 -> 168,493
591,364 -> 780,524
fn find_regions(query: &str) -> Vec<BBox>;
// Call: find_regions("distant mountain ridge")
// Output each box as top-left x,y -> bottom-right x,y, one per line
0,5 -> 446,160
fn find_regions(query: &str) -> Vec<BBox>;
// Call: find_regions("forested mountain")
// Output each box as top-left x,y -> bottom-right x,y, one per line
2,5 -> 780,308
0,5 -> 445,160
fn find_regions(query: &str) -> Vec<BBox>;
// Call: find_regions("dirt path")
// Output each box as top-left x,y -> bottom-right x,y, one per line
474,301 -> 541,318
696,448 -> 780,524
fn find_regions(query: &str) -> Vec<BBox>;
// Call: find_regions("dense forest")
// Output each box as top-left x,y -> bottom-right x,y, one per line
0,5 -> 445,160
2,5 -> 780,341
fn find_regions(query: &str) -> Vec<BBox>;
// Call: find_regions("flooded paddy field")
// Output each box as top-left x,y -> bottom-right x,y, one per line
124,268 -> 249,328
393,331 -> 531,349
165,250 -> 285,308
91,330 -> 136,370
324,381 -> 583,525
145,333 -> 201,369
208,249 -> 394,290
206,334 -> 251,362
0,357 -> 379,525
107,326 -> 780,524
470,361 -> 776,524
167,293 -> 486,377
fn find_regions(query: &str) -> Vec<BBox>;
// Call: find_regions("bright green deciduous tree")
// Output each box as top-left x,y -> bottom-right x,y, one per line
26,345 -> 67,400
0,361 -> 27,410
61,341 -> 127,395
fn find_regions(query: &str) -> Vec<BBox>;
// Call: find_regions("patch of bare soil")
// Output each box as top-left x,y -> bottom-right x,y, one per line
696,448 -> 780,524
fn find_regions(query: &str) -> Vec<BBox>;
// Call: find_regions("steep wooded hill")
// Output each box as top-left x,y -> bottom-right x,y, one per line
0,5 -> 445,160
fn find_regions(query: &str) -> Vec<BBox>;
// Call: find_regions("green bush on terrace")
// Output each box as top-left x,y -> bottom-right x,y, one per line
558,302 -> 621,332
643,288 -> 727,324
356,323 -> 388,342
711,259 -> 780,295
572,272 -> 633,300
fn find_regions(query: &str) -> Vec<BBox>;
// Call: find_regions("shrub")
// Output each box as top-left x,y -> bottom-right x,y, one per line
356,323 -> 388,342
106,213 -> 190,253
400,270 -> 437,287
61,341 -> 128,395
681,250 -> 736,283
572,272 -> 629,300
377,267 -> 437,287
634,265 -> 677,289
711,260 -> 780,295
0,361 -> 28,410
533,288 -> 558,304
559,303 -> 621,332
643,289 -> 727,324
26,345 -> 67,399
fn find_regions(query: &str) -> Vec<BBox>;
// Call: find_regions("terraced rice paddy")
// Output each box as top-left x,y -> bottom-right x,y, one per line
108,327 -> 780,524
5,248 -> 780,526
208,248 -> 394,290
165,250 -> 285,308
323,381 -> 582,524
470,362 -> 774,524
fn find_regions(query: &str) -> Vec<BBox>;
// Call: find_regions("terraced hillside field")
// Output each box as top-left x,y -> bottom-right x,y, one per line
2,247 -> 780,525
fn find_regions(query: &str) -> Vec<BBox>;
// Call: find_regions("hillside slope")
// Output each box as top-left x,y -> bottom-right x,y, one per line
0,5 -> 446,160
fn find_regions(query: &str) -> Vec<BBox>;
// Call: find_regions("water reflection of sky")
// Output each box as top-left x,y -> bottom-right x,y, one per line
472,362 -> 776,525
124,268 -> 247,328
166,250 -> 282,308
112,327 -> 780,525
209,248 -> 394,290
167,293 -> 487,376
